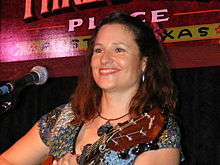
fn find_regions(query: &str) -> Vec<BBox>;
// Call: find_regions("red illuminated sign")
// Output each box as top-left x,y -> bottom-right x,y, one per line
74,0 -> 103,5
24,0 -> 103,19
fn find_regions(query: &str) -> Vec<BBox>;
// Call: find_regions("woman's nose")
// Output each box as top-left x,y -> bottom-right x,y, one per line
100,51 -> 113,64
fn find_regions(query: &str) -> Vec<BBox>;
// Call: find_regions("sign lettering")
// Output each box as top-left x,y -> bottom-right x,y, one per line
25,0 -> 106,19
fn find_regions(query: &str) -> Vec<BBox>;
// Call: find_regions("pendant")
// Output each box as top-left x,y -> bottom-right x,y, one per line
97,121 -> 113,137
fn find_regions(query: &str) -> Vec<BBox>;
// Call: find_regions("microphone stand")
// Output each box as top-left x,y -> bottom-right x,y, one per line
0,86 -> 21,116
0,101 -> 13,114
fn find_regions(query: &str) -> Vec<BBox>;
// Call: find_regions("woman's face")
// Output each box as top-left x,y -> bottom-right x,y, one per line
91,24 -> 146,93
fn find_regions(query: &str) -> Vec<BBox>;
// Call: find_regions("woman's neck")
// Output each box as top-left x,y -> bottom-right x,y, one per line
100,86 -> 138,118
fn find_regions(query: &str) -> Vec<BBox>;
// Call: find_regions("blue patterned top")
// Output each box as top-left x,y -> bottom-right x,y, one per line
39,103 -> 182,164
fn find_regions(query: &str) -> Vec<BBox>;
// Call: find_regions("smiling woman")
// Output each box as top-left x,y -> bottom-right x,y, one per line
0,12 -> 182,165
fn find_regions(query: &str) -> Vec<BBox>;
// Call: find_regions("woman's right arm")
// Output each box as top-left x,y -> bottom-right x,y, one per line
0,122 -> 49,165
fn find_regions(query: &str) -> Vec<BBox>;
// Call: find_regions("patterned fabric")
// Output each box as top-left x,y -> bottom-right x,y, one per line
39,104 -> 182,164
39,103 -> 81,158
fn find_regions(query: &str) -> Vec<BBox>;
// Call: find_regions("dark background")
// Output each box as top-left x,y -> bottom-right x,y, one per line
0,66 -> 219,164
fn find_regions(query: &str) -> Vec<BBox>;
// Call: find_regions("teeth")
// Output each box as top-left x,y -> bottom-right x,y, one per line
99,69 -> 116,73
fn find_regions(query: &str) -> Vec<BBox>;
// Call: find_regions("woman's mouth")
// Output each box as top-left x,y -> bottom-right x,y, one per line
99,68 -> 120,75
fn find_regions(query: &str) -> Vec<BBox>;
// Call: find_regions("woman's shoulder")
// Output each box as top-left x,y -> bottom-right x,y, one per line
39,103 -> 75,124
157,114 -> 181,149
38,103 -> 76,138
38,103 -> 81,158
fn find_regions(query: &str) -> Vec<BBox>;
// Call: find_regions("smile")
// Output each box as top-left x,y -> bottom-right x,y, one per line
99,68 -> 120,75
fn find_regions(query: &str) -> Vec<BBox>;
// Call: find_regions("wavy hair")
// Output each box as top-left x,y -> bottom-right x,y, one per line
71,12 -> 177,123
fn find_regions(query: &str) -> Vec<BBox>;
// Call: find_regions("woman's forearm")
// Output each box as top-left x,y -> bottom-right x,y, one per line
0,155 -> 13,165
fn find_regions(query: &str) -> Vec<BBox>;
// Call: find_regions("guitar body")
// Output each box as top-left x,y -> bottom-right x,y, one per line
41,156 -> 54,165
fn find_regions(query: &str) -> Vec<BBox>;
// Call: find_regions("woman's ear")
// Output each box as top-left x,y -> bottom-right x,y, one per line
141,57 -> 148,72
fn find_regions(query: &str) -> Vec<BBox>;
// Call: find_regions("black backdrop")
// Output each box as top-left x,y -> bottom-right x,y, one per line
0,67 -> 219,164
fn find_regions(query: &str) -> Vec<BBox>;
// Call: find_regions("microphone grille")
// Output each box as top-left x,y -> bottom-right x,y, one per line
31,66 -> 48,85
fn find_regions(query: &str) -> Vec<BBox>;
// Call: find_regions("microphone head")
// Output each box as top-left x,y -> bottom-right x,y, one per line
31,66 -> 48,85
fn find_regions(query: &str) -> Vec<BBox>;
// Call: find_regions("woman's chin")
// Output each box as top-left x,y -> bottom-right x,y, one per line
95,79 -> 116,89
99,84 -> 116,92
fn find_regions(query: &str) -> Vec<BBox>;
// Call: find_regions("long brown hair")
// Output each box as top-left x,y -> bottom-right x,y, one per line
71,12 -> 177,123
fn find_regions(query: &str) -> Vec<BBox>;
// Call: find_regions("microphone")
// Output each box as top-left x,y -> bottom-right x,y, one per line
0,66 -> 48,96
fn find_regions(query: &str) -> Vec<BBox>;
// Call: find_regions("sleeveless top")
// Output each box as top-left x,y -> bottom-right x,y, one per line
38,103 -> 182,164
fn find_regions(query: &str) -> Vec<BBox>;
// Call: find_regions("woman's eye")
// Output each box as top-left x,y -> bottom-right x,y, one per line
94,48 -> 102,54
115,47 -> 125,53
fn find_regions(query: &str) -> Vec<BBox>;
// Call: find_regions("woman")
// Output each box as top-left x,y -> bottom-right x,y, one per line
0,12 -> 181,165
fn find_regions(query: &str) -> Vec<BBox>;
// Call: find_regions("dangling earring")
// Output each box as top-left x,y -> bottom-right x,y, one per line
141,58 -> 147,83
142,74 -> 145,82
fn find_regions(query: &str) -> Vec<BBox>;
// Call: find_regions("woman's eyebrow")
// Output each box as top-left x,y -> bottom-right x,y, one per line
94,42 -> 130,47
112,42 -> 128,46
94,43 -> 102,46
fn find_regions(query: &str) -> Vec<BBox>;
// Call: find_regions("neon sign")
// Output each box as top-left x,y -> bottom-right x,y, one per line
24,0 -> 103,19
